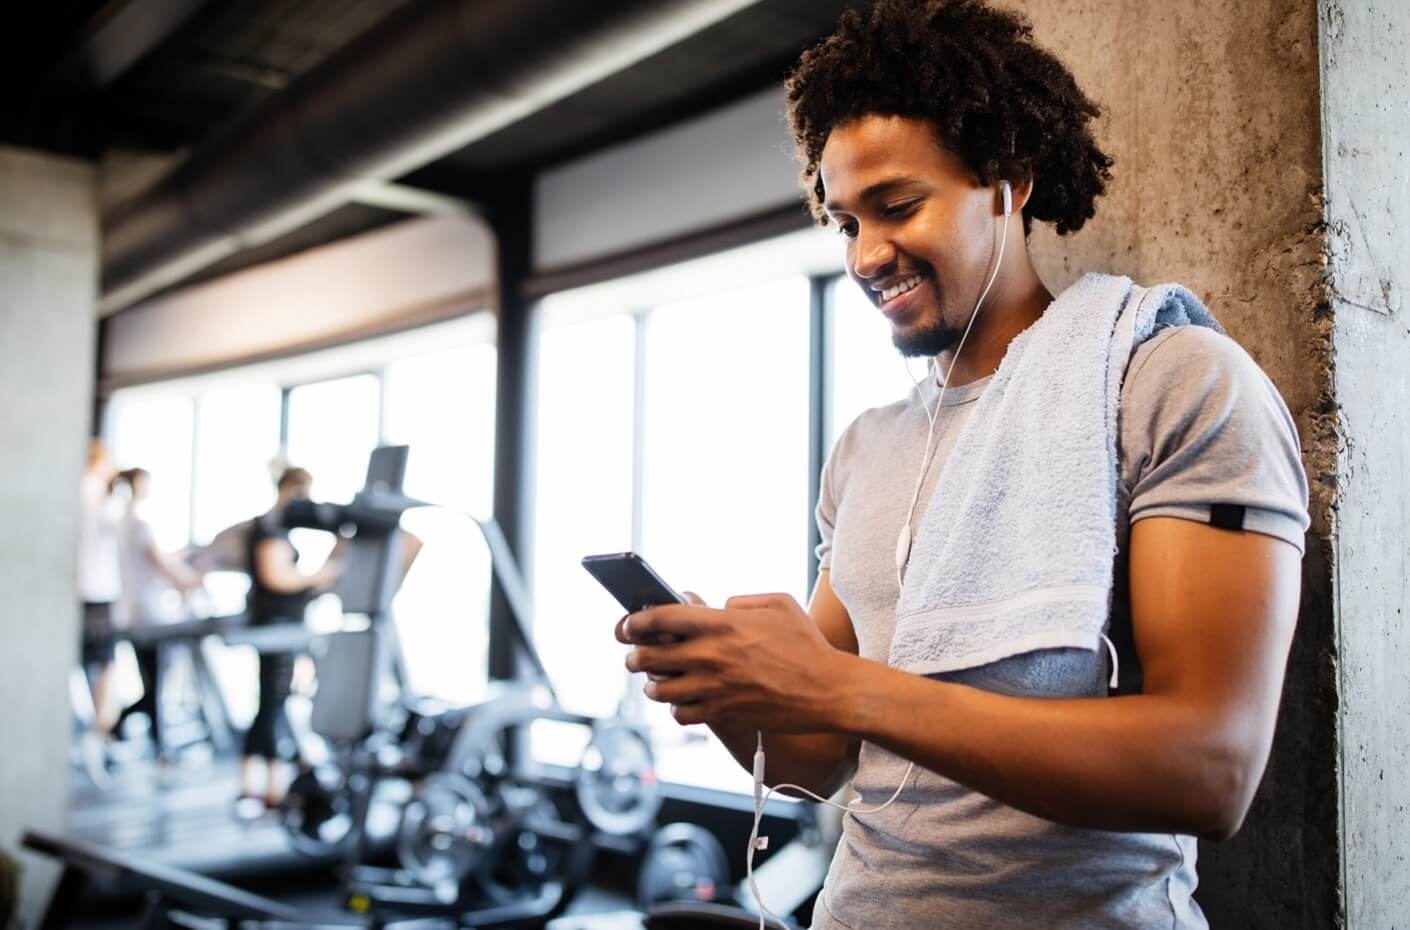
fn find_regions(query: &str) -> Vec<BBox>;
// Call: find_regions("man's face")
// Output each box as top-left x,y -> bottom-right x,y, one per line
820,115 -> 998,357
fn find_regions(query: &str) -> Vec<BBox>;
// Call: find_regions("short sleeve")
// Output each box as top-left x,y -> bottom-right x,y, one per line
1119,326 -> 1310,554
816,412 -> 871,572
137,518 -> 158,552
815,449 -> 840,572
249,511 -> 291,556
250,511 -> 279,544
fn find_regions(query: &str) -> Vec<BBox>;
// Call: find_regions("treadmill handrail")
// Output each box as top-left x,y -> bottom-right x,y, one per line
21,830 -> 365,925
473,515 -> 555,699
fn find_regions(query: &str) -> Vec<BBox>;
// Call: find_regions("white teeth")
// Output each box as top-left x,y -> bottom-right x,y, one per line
880,275 -> 924,302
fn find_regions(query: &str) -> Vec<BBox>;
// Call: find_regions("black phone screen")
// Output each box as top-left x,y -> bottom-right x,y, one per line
581,552 -> 686,613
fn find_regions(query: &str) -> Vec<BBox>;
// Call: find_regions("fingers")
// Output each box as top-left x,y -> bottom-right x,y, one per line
616,615 -> 685,646
622,603 -> 714,641
723,592 -> 796,611
642,672 -> 713,706
668,701 -> 712,726
651,683 -> 724,728
617,594 -> 789,644
624,641 -> 712,676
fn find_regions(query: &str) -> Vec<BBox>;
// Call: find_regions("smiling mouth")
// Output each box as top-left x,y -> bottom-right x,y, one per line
879,274 -> 925,303
872,273 -> 933,317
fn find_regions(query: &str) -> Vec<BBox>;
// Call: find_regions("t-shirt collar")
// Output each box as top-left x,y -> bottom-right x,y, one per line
918,357 -> 994,408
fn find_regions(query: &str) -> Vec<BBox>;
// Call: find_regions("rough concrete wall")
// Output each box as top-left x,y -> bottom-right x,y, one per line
1007,1 -> 1340,926
0,147 -> 98,928
1320,0 -> 1410,926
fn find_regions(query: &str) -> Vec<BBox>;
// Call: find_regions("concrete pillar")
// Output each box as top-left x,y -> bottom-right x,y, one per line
0,147 -> 99,926
1012,0 -> 1404,925
1320,1 -> 1410,926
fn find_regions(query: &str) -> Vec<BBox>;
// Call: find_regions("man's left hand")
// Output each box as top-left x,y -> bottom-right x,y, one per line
621,593 -> 851,731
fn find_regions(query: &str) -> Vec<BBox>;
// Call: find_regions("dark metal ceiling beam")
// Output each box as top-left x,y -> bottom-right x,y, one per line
394,163 -> 506,203
49,0 -> 217,90
100,0 -> 761,315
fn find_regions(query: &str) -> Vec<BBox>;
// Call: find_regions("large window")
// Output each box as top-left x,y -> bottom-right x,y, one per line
283,372 -> 383,588
828,276 -> 920,443
106,391 -> 195,551
384,344 -> 497,518
189,382 -> 283,619
191,383 -> 283,543
638,279 -> 810,789
100,315 -> 498,707
532,315 -> 637,723
286,373 -> 383,506
532,266 -> 813,791
384,344 -> 499,704
639,279 -> 811,606
527,229 -> 932,794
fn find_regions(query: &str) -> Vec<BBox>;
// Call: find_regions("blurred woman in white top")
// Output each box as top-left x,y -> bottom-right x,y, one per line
77,439 -> 123,731
111,467 -> 201,759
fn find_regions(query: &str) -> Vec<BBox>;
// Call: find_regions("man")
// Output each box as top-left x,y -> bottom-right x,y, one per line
617,1 -> 1309,927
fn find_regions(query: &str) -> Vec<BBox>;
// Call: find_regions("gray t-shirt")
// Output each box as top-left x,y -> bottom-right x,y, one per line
812,325 -> 1310,930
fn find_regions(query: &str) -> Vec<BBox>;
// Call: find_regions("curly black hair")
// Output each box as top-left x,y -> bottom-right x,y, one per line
785,0 -> 1113,236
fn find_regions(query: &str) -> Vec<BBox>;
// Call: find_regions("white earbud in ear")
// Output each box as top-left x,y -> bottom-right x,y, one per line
1001,180 -> 1013,217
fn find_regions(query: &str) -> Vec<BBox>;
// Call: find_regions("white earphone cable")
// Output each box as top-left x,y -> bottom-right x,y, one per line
894,202 -> 1011,587
748,186 -> 1012,929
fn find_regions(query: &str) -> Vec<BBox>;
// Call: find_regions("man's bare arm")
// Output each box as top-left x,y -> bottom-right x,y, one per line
627,518 -> 1301,837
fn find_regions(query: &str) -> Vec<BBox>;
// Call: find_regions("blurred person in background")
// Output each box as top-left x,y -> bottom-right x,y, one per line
110,467 -> 203,763
238,466 -> 343,811
76,439 -> 123,783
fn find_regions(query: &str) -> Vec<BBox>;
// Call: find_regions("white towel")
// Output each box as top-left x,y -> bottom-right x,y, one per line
890,272 -> 1223,675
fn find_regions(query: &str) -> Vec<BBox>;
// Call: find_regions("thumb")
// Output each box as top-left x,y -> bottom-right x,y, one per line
681,590 -> 707,607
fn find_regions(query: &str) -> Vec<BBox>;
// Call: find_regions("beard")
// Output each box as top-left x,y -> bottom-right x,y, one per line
892,316 -> 962,358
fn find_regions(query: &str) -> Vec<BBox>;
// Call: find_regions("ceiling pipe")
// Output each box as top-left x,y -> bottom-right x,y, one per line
100,0 -> 760,315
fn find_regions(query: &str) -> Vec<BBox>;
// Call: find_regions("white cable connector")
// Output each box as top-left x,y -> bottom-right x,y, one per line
753,739 -> 766,802
1102,632 -> 1119,689
747,733 -> 789,929
747,731 -> 917,929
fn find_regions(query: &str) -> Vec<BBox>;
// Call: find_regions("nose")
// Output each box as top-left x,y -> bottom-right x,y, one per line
851,226 -> 896,282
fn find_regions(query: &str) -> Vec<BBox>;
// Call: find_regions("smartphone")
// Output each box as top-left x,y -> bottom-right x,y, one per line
581,551 -> 687,612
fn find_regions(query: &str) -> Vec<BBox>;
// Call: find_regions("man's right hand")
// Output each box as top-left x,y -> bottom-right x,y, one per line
616,591 -> 696,679
614,572 -> 863,799
614,591 -> 701,646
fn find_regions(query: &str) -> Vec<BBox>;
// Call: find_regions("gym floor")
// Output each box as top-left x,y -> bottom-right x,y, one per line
63,755 -> 637,927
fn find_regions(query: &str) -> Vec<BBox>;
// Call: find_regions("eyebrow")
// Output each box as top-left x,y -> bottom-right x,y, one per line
823,175 -> 924,213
